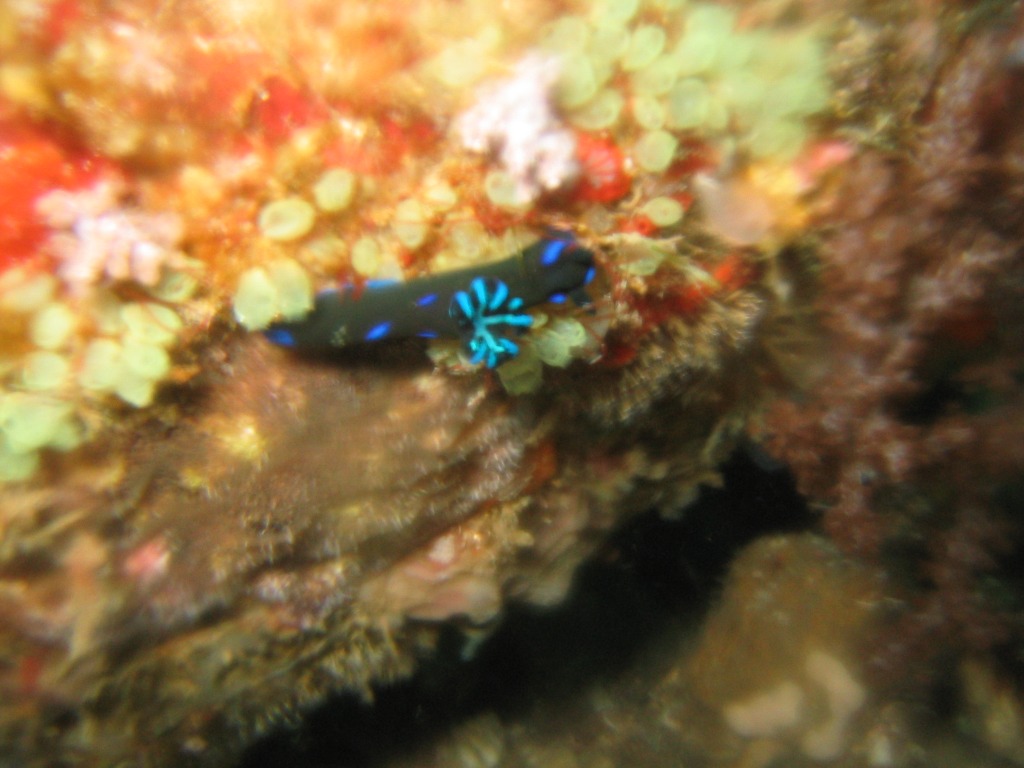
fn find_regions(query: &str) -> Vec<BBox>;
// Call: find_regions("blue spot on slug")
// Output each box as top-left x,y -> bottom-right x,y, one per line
415,293 -> 438,307
264,328 -> 296,347
541,239 -> 567,266
364,321 -> 392,341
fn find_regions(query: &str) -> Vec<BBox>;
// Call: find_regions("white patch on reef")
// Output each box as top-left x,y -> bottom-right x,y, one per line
455,53 -> 579,204
722,648 -> 867,760
427,532 -> 458,567
36,180 -> 186,291
108,22 -> 177,94
801,649 -> 867,760
724,680 -> 805,738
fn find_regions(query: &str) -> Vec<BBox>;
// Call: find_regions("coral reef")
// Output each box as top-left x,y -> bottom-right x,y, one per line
756,5 -> 1024,693
36,180 -> 187,289
455,53 -> 580,204
0,0 -> 834,764
0,0 -> 1021,766
316,533 -> 1015,768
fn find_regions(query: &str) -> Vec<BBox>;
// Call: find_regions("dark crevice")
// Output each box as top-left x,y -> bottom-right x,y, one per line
238,447 -> 813,768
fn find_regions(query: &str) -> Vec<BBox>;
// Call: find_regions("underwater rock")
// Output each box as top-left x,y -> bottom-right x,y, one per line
0,285 -> 781,766
9,0 -> 1019,766
676,534 -> 883,764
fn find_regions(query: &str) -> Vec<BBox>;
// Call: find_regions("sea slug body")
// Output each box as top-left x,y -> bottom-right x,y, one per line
264,234 -> 597,368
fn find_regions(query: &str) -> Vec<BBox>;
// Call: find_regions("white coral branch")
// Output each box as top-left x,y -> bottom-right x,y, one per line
36,181 -> 186,290
455,53 -> 579,203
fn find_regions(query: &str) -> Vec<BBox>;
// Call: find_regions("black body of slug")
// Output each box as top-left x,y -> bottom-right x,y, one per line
264,234 -> 596,357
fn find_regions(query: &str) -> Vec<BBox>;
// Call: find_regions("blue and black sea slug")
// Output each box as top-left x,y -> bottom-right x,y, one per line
264,233 -> 597,368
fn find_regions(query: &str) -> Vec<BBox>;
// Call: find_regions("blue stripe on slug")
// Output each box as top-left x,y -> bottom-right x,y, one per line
500,315 -> 534,328
489,280 -> 509,310
472,277 -> 488,307
454,290 -> 473,320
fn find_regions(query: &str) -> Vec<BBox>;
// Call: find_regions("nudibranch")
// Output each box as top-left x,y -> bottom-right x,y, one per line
264,233 -> 597,368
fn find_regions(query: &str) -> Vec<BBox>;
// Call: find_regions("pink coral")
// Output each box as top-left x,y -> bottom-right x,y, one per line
455,54 -> 579,203
36,179 -> 186,289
